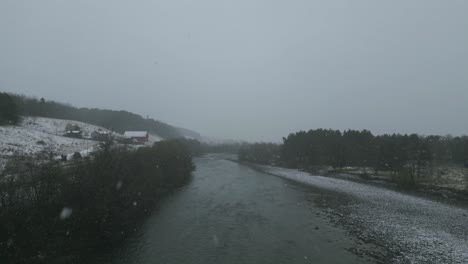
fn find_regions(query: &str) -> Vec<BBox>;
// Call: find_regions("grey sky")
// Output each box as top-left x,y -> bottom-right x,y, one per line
1,0 -> 467,141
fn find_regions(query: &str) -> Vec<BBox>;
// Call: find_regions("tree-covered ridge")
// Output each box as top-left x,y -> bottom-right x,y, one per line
9,94 -> 198,139
239,129 -> 468,187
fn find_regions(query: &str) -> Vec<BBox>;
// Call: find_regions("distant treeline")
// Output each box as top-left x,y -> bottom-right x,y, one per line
0,92 -> 20,125
174,138 -> 247,156
239,129 -> 468,187
0,140 -> 194,263
8,93 -> 196,139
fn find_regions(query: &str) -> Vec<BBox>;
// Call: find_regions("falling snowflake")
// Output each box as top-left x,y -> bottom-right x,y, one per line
116,180 -> 123,190
60,207 -> 73,220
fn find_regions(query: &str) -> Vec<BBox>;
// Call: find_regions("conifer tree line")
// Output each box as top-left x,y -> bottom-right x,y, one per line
239,129 -> 468,186
0,92 -> 19,125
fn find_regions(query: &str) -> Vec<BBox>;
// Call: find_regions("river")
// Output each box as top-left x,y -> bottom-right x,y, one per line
96,155 -> 375,264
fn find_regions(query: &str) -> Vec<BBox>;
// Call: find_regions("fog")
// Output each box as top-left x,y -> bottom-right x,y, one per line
1,0 -> 467,142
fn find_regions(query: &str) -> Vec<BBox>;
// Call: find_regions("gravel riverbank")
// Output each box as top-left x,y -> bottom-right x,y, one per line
256,164 -> 468,264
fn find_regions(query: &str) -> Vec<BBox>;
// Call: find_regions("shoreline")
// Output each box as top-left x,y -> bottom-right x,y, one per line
227,158 -> 468,263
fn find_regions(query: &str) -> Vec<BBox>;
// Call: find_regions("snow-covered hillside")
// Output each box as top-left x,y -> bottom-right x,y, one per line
20,117 -> 113,137
0,117 -> 119,170
149,133 -> 163,143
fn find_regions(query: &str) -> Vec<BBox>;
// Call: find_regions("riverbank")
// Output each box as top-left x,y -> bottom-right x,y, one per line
301,168 -> 468,209
234,151 -> 468,208
0,141 -> 194,264
247,162 -> 468,263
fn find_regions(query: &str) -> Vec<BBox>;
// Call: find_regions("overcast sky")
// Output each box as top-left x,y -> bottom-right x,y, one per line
1,0 -> 467,141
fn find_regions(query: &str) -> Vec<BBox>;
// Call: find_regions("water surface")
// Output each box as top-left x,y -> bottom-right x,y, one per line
98,155 -> 372,264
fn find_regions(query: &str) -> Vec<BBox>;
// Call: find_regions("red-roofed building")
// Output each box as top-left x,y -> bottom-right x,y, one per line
124,131 -> 149,143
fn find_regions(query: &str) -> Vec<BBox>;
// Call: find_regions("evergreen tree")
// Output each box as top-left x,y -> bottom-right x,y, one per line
0,92 -> 19,125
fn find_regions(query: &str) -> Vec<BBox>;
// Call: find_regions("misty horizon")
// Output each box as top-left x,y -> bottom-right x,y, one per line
2,0 -> 468,141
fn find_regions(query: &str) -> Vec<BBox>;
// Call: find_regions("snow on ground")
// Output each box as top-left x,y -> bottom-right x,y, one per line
62,147 -> 96,160
0,117 -> 118,170
149,133 -> 163,143
259,165 -> 468,264
431,166 -> 468,190
20,116 -> 117,138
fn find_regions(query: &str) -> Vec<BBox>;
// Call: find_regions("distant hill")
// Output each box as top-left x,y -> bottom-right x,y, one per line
175,126 -> 202,139
9,94 -> 201,140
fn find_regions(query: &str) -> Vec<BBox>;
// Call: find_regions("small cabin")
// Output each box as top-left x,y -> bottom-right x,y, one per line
64,130 -> 83,138
124,131 -> 149,143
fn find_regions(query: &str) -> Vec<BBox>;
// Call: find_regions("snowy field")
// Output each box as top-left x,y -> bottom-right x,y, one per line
0,117 -> 167,171
259,165 -> 468,264
0,117 -> 117,170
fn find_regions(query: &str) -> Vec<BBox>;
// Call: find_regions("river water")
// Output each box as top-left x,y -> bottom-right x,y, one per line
96,155 -> 374,264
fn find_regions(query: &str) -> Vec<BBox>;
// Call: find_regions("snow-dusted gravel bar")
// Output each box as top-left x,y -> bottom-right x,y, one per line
259,165 -> 468,264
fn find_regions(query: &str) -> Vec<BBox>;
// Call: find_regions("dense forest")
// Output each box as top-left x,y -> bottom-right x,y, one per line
0,92 -> 20,125
7,93 -> 200,139
239,129 -> 468,187
0,139 -> 195,263
174,138 -> 250,157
